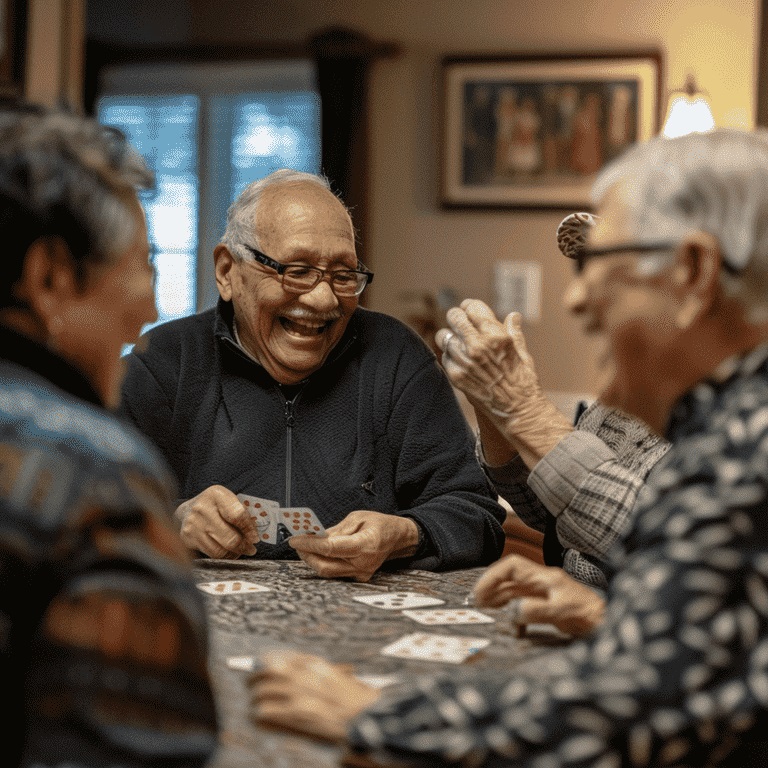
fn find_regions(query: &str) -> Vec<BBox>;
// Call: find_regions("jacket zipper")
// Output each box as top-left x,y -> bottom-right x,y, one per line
283,396 -> 296,506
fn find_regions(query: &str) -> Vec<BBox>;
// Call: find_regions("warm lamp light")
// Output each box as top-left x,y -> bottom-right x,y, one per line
661,74 -> 715,138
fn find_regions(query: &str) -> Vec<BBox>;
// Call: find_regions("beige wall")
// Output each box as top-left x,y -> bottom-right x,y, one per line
25,0 -> 86,109
94,0 -> 761,397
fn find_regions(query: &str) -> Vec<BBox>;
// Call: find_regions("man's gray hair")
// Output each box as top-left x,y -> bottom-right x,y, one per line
592,128 -> 768,322
220,169 -> 349,261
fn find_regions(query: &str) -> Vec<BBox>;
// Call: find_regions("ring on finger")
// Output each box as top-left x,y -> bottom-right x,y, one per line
442,331 -> 455,353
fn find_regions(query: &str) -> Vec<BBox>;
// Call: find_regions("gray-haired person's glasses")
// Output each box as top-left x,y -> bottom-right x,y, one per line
241,244 -> 374,297
574,241 -> 676,274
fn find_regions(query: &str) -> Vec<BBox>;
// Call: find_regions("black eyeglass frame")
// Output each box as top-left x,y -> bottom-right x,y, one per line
574,241 -> 676,274
240,243 -> 374,296
575,240 -> 741,275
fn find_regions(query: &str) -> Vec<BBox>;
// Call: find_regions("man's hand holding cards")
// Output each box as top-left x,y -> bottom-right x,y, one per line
288,510 -> 422,582
238,494 -> 326,544
175,485 -> 261,559
175,485 -> 326,559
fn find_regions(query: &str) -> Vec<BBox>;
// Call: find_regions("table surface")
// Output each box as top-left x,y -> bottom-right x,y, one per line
196,559 -> 570,768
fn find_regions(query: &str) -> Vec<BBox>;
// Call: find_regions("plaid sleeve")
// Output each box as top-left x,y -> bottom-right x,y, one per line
477,437 -> 549,533
527,409 -> 669,558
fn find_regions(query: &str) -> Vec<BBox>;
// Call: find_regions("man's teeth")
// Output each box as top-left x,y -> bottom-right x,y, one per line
282,318 -> 328,336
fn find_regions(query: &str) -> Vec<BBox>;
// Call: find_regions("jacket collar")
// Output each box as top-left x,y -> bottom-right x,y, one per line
0,324 -> 103,406
212,298 -> 360,385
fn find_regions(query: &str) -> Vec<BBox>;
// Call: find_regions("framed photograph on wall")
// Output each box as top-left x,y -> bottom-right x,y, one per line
440,51 -> 662,209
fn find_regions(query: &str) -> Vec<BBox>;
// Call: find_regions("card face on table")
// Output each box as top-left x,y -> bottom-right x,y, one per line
226,655 -> 258,672
380,632 -> 490,664
352,592 -> 446,610
401,608 -> 495,626
354,673 -> 401,689
197,580 -> 272,595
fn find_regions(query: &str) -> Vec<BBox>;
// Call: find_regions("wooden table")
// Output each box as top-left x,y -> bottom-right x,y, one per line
197,559 -> 569,768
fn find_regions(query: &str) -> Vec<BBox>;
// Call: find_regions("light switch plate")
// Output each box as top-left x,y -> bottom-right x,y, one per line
494,260 -> 542,322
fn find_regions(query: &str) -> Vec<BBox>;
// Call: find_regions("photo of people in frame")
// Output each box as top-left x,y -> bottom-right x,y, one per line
461,79 -> 639,187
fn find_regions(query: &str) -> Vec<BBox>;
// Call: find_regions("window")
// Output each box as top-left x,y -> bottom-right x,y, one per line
97,60 -> 321,331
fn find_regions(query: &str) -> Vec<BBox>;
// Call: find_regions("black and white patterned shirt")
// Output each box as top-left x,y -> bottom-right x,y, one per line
349,345 -> 768,767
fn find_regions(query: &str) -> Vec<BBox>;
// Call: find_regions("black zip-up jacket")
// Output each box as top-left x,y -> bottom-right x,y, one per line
120,301 -> 505,570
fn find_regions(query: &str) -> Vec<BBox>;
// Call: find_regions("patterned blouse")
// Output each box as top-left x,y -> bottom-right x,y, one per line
349,344 -> 768,767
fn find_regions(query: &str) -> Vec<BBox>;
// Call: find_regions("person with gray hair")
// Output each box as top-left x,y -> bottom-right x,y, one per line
251,129 -> 768,768
121,168 -> 505,580
433,212 -> 669,607
0,104 -> 218,767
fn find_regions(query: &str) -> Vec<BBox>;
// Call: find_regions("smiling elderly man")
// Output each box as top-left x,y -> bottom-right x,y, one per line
120,169 -> 505,579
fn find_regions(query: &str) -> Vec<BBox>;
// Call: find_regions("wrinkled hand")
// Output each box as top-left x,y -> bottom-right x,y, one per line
250,650 -> 380,743
472,554 -> 605,637
435,299 -> 572,466
174,485 -> 259,559
289,510 -> 420,582
435,299 -> 543,416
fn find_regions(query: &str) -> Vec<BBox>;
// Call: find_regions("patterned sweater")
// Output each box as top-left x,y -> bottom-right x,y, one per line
0,326 -> 218,767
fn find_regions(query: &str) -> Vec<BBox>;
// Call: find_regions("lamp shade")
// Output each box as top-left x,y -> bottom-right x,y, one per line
661,75 -> 715,138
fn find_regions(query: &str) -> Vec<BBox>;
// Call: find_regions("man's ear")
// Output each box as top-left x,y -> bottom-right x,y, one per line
670,231 -> 721,329
16,237 -> 77,328
214,244 -> 235,302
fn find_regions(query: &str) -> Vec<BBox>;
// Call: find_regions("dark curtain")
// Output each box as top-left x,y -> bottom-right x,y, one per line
310,28 -> 372,270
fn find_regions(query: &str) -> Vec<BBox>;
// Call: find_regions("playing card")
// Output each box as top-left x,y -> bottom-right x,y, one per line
380,632 -> 490,664
238,494 -> 279,544
278,507 -> 326,537
196,580 -> 271,595
225,655 -> 257,672
352,591 -> 446,610
354,673 -> 401,689
401,608 -> 495,626
523,623 -> 572,640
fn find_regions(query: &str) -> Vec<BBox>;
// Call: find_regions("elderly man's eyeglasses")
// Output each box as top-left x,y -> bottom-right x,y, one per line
241,244 -> 374,297
574,241 -> 676,274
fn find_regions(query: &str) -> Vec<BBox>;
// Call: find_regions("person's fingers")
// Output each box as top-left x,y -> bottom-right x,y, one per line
255,700 -> 345,744
291,532 -> 363,558
435,327 -> 454,350
216,492 -> 260,540
196,530 -> 242,559
474,583 -> 518,608
504,311 -> 535,367
292,548 -> 361,579
473,554 -> 529,600
445,306 -> 481,344
324,512 -> 367,537
205,520 -> 256,557
474,556 -> 556,605
260,649 -> 315,672
509,595 -> 555,626
462,299 -> 505,333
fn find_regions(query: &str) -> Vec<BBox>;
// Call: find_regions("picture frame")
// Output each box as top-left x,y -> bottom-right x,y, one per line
440,51 -> 662,210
